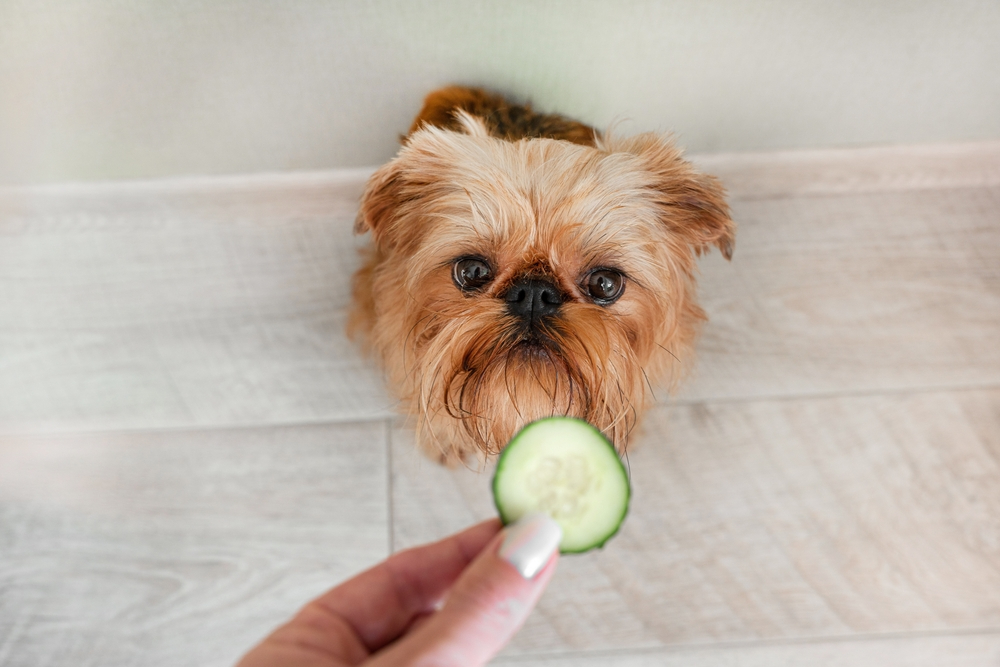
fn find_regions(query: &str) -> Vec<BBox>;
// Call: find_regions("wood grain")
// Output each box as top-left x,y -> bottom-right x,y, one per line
391,388 -> 1000,657
490,632 -> 1000,667
0,171 -> 394,434
684,185 -> 1000,402
0,420 -> 389,667
694,140 -> 1000,200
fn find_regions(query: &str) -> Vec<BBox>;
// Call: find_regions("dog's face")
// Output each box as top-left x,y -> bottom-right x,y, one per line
353,114 -> 733,463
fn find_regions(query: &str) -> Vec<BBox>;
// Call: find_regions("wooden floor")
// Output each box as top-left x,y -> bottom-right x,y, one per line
1,143 -> 999,666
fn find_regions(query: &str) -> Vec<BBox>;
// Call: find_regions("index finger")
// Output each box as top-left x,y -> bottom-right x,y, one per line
315,518 -> 502,652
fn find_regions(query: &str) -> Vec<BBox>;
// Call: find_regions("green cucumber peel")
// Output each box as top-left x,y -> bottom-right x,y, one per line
492,417 -> 631,554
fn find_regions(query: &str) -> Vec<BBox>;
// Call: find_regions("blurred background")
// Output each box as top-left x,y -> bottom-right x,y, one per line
2,0 -> 999,185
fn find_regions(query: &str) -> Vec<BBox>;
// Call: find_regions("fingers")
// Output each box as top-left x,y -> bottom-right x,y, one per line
313,518 -> 502,652
367,514 -> 562,667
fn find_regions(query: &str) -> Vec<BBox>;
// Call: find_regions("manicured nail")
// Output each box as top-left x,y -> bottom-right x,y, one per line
498,513 -> 561,579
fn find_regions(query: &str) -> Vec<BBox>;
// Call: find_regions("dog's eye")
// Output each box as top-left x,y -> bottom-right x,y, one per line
584,269 -> 625,304
453,257 -> 493,291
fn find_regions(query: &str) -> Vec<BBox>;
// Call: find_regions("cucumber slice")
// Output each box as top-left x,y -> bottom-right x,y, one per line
492,417 -> 630,553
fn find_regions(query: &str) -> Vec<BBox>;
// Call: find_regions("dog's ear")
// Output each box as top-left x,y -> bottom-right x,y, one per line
354,145 -> 430,253
609,133 -> 735,260
354,159 -> 404,243
356,123 -> 486,252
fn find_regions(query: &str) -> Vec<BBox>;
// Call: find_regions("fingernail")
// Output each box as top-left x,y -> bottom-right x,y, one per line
498,513 -> 562,579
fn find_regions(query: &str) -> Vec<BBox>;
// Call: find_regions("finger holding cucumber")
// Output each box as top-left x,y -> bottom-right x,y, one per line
492,417 -> 631,554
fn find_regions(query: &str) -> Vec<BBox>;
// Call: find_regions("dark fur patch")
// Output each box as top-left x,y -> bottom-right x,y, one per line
408,85 -> 599,146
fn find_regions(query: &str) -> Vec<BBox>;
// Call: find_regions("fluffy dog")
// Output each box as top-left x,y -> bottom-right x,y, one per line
351,86 -> 734,463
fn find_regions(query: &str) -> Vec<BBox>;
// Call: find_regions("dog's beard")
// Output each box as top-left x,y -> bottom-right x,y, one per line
410,303 -> 646,461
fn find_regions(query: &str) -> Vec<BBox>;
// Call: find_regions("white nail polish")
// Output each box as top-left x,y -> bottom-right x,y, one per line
499,513 -> 562,579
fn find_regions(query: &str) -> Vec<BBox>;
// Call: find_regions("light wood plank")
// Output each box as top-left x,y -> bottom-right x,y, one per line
491,632 -> 1000,667
0,420 -> 389,667
391,389 -> 1000,656
686,185 -> 1000,401
694,141 -> 1000,200
0,172 -> 394,434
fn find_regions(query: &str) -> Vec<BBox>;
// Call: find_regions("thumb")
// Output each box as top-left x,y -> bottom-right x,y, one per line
368,513 -> 561,667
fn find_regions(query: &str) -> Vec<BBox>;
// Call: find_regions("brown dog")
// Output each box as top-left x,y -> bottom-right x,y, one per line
351,86 -> 734,463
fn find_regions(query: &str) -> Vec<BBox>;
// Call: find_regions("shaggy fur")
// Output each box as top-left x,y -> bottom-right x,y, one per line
351,87 -> 734,464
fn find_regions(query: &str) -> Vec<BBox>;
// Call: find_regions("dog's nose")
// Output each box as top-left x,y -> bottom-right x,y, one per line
505,277 -> 563,323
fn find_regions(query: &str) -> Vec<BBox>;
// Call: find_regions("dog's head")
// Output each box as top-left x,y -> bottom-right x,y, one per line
354,113 -> 733,463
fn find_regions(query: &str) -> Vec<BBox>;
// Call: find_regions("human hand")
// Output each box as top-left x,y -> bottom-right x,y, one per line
235,513 -> 562,667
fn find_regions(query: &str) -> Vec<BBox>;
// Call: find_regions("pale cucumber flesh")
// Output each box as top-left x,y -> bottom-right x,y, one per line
493,417 -> 630,553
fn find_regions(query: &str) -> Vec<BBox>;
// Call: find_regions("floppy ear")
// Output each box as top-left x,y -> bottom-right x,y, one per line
354,146 -> 437,255
356,123 -> 483,251
610,133 -> 735,260
354,157 -> 406,244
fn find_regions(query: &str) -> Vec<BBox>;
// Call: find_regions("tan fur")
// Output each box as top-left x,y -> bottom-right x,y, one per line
351,88 -> 734,464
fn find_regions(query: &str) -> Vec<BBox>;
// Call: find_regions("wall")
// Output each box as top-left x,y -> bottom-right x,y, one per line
1,0 -> 998,185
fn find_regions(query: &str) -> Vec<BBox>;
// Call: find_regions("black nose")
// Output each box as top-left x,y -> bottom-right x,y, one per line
505,277 -> 563,323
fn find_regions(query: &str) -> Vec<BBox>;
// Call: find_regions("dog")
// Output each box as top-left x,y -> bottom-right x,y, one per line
350,86 -> 734,464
